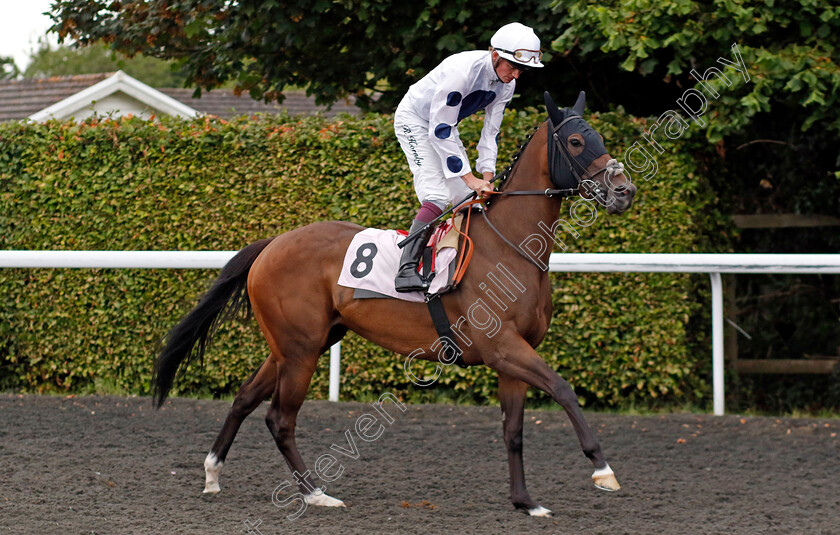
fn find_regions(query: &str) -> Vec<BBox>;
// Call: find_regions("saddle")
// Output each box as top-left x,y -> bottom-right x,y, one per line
336,213 -> 471,303
337,209 -> 480,368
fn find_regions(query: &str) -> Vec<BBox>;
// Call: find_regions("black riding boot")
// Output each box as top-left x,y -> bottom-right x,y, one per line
395,219 -> 435,293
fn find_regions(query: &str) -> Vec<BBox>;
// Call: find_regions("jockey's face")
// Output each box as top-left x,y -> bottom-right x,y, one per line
492,51 -> 525,83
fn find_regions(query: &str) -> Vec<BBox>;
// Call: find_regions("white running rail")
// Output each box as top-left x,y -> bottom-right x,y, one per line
2,251 -> 839,414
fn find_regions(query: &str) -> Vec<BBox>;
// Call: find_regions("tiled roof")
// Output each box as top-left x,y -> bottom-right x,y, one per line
0,73 -> 360,121
158,88 -> 360,119
0,73 -> 113,122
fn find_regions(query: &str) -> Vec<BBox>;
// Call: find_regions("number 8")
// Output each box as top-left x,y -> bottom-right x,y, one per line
350,242 -> 378,278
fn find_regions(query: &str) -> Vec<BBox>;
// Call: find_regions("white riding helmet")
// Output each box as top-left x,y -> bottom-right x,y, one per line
491,22 -> 544,68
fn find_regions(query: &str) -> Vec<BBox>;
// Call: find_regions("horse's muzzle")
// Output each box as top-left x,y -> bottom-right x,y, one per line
605,181 -> 637,215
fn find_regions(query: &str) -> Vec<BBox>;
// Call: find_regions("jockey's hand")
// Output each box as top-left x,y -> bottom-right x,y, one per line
461,172 -> 494,198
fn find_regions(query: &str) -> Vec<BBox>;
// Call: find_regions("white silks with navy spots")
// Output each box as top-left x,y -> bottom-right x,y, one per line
394,50 -> 515,205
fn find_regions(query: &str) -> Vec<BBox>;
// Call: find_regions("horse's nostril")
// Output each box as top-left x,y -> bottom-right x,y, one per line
614,182 -> 637,197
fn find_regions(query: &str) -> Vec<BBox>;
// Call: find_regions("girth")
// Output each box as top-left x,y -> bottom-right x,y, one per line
425,295 -> 468,368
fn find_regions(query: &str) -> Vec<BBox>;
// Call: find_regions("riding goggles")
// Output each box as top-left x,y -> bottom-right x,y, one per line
495,47 -> 543,66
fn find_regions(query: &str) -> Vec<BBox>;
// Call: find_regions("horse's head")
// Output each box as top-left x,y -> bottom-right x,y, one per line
544,91 -> 636,215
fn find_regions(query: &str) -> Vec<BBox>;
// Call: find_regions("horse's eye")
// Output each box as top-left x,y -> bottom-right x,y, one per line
570,138 -> 582,147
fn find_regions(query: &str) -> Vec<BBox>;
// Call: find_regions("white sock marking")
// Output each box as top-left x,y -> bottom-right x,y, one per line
304,488 -> 346,507
203,452 -> 223,494
528,505 -> 553,517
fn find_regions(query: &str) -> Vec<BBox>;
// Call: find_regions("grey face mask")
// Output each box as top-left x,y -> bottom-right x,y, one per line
545,91 -> 607,191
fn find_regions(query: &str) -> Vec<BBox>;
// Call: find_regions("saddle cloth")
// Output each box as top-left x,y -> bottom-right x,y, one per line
337,224 -> 459,303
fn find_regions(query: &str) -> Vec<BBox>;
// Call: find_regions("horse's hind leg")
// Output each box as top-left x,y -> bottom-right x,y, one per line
265,353 -> 345,508
204,356 -> 276,494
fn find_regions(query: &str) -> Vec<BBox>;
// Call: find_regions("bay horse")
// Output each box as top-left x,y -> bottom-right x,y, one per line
153,91 -> 636,517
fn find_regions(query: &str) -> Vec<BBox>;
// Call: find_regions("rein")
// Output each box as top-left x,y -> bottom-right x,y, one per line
479,207 -> 545,269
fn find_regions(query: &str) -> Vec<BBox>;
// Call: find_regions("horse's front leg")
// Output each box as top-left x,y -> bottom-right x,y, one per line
498,372 -> 553,517
487,337 -> 620,492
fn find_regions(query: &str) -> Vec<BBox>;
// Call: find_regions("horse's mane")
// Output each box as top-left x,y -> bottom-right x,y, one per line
495,121 -> 545,193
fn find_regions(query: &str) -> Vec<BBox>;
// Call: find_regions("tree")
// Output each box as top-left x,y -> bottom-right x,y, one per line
548,0 -> 840,213
0,56 -> 20,80
23,39 -> 187,87
551,0 -> 840,143
48,0 -> 559,111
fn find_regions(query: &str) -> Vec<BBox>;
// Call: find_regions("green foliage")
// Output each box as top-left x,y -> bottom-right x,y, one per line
1,56 -> 21,80
0,108 -> 722,409
48,0 -> 556,111
23,40 -> 187,87
551,0 -> 840,167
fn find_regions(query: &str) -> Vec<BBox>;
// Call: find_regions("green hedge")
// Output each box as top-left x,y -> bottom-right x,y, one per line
0,109 -> 727,408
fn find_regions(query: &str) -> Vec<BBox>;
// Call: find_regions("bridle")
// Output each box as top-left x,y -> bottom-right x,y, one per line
489,116 -> 623,203
479,117 -> 625,269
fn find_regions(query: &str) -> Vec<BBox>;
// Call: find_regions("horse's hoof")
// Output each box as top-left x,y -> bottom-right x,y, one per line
203,453 -> 223,494
527,505 -> 553,517
592,465 -> 621,492
304,489 -> 346,507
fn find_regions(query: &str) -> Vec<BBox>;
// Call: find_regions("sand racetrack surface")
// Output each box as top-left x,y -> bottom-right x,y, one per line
1,393 -> 838,535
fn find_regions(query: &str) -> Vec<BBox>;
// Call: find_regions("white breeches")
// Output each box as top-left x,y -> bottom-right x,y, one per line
394,100 -> 472,207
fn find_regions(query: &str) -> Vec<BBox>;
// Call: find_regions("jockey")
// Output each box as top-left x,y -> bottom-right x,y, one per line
393,22 -> 544,293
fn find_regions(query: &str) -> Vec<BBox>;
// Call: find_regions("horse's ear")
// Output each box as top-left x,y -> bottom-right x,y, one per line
544,91 -> 565,125
572,91 -> 586,116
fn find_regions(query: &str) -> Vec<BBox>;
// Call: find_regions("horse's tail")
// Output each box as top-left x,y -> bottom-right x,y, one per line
152,238 -> 274,408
